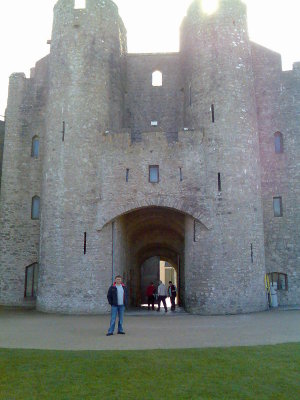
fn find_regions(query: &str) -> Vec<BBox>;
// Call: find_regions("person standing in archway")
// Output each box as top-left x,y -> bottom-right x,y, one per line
106,275 -> 128,336
157,280 -> 168,312
168,281 -> 177,312
146,282 -> 156,310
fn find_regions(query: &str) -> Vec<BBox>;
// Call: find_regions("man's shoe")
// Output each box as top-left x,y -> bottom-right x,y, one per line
117,331 -> 125,335
106,333 -> 113,336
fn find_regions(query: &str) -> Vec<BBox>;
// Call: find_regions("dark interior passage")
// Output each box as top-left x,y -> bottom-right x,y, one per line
116,207 -> 185,307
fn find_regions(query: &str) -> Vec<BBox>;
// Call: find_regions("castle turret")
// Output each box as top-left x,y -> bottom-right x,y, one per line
180,0 -> 267,313
37,0 -> 127,313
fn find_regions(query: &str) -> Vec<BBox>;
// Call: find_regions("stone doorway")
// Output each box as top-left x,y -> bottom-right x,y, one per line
112,206 -> 185,308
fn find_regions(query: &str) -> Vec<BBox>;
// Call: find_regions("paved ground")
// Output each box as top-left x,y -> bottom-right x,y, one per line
0,307 -> 299,351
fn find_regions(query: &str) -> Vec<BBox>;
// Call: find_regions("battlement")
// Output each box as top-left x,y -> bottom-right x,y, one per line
54,0 -> 118,14
99,129 -> 205,150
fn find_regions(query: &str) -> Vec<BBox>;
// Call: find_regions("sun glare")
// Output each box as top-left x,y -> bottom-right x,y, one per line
201,0 -> 219,15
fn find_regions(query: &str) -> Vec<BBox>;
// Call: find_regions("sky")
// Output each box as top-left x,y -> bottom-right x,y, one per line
0,0 -> 300,117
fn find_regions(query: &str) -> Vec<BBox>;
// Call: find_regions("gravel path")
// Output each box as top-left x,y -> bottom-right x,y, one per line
0,307 -> 299,351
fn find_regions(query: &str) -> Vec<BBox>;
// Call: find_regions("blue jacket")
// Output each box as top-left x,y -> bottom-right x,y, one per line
107,283 -> 128,307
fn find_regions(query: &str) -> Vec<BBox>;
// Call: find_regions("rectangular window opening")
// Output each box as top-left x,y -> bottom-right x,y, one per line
149,165 -> 159,183
193,220 -> 196,242
189,85 -> 192,106
218,173 -> 222,192
24,263 -> 38,298
251,243 -> 253,263
151,121 -> 158,126
179,167 -> 183,182
211,104 -> 215,123
273,197 -> 283,217
84,232 -> 87,255
126,168 -> 129,182
62,121 -> 65,142
269,272 -> 288,291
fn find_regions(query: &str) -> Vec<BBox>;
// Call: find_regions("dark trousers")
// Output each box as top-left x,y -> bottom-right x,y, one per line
147,295 -> 155,310
170,295 -> 176,311
157,296 -> 167,311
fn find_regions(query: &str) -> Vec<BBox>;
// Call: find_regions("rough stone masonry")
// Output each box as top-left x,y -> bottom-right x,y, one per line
0,0 -> 299,314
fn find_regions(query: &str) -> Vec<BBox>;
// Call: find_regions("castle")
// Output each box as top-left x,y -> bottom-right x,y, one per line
0,0 -> 299,314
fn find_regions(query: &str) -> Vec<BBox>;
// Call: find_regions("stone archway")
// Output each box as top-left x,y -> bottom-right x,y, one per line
108,206 -> 187,308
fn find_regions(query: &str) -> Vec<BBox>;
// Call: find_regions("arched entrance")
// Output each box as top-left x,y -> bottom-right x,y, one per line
111,206 -> 186,308
140,258 -> 179,308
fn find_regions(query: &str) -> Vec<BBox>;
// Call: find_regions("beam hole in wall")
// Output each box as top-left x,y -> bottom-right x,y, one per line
74,0 -> 86,9
152,70 -> 162,87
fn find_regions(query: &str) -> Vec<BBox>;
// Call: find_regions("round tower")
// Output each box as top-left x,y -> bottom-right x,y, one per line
180,0 -> 267,314
37,0 -> 127,313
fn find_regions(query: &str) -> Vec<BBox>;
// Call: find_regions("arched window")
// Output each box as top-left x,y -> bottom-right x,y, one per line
24,263 -> 39,298
31,196 -> 40,220
31,136 -> 39,158
152,71 -> 162,87
274,131 -> 283,153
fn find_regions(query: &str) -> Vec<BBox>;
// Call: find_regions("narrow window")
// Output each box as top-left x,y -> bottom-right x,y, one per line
152,71 -> 162,87
62,121 -> 65,142
250,243 -> 253,263
273,197 -> 283,217
218,173 -> 222,192
189,84 -> 192,106
149,165 -> 159,183
274,131 -> 283,153
24,263 -> 39,298
74,0 -> 86,9
126,169 -> 129,182
31,196 -> 40,220
193,220 -> 196,242
179,167 -> 183,182
211,104 -> 215,123
84,232 -> 87,255
31,136 -> 39,158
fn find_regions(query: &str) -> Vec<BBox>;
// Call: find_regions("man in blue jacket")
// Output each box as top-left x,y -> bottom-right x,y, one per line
106,275 -> 128,336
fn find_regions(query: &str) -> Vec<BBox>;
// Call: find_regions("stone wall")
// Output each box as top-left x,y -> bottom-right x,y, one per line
252,43 -> 300,305
0,119 -> 4,189
126,53 -> 183,134
0,0 -> 299,313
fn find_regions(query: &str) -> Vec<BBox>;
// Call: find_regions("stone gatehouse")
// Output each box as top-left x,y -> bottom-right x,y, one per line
0,0 -> 299,314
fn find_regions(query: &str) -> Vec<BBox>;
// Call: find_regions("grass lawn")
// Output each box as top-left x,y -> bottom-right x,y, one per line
0,343 -> 299,399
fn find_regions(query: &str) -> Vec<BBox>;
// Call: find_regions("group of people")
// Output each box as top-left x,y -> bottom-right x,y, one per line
146,280 -> 177,312
106,275 -> 177,336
